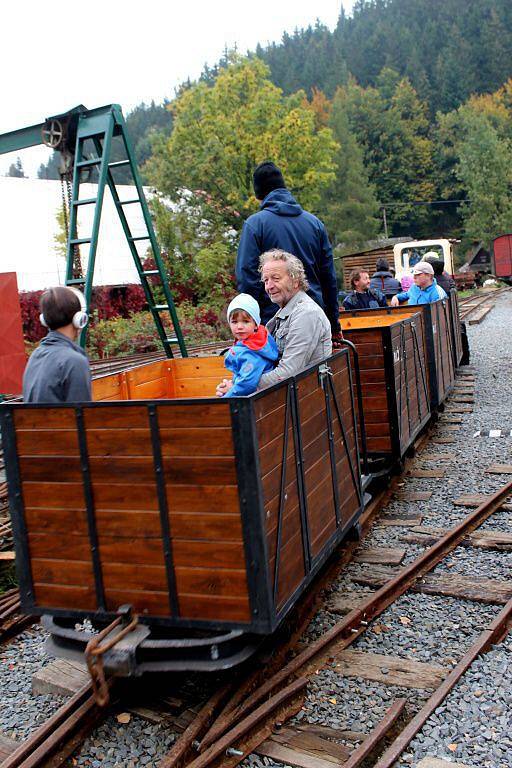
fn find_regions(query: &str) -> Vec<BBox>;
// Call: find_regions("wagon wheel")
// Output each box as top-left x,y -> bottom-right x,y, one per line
41,119 -> 64,149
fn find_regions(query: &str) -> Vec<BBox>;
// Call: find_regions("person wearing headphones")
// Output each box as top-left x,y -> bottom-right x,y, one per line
22,286 -> 92,403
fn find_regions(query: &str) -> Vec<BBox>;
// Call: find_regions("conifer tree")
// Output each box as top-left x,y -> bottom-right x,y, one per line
322,88 -> 381,246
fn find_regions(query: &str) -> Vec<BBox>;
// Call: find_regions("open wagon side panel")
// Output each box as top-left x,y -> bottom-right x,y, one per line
1,397 -> 274,634
424,301 -> 456,408
448,290 -> 464,367
388,317 -> 431,455
253,350 -> 363,626
340,311 -> 432,467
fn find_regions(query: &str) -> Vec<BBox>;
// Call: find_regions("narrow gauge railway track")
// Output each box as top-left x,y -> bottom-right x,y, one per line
458,286 -> 510,322
0,306 -> 508,766
0,423 -> 434,768
5,371 -> 511,768
152,477 -> 512,768
1,368 -> 512,768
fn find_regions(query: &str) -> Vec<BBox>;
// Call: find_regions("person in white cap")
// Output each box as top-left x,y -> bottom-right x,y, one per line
391,261 -> 447,306
216,293 -> 278,398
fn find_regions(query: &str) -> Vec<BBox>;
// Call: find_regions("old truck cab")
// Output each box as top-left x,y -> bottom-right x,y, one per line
393,239 -> 454,277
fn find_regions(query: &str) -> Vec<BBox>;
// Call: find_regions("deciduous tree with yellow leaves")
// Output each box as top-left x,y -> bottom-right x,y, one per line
146,55 -> 338,228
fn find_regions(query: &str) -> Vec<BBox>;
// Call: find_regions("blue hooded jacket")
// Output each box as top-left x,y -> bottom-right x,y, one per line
395,279 -> 448,305
236,189 -> 340,333
223,325 -> 278,397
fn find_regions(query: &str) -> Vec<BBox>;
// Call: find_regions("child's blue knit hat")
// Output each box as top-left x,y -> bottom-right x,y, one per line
227,294 -> 260,326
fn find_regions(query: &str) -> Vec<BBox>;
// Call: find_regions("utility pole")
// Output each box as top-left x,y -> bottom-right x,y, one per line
382,207 -> 388,238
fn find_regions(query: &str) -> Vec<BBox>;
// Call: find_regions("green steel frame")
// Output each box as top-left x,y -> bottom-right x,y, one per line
0,104 -> 187,357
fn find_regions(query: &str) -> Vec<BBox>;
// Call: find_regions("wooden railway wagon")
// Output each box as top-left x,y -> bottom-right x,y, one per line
375,301 -> 456,408
1,352 -> 363,673
342,294 -> 458,411
339,311 -> 431,468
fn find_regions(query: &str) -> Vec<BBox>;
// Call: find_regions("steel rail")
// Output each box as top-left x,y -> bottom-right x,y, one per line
0,681 -> 113,768
341,699 -> 406,768
194,480 -> 512,757
374,596 -> 512,768
185,678 -> 308,768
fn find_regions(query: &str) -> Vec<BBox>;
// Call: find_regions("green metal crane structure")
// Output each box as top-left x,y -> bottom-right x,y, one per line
0,104 -> 187,357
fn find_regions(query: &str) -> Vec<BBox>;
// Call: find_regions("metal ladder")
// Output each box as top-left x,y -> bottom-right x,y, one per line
64,104 -> 187,357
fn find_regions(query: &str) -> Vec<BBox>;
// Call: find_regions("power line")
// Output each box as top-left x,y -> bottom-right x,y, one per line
380,198 -> 469,208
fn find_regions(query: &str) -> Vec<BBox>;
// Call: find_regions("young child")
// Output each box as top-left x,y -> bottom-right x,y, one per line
217,294 -> 278,398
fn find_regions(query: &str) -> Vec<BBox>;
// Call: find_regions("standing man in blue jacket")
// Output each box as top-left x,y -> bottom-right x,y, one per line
236,161 -> 342,343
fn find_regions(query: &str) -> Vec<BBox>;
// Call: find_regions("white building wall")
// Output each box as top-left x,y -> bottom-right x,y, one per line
0,177 -> 151,291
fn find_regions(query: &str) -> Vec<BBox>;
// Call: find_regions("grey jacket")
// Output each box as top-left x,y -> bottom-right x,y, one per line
23,331 -> 92,403
259,291 -> 332,389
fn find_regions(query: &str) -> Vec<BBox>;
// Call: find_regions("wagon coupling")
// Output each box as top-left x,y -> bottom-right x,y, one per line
85,612 -> 139,706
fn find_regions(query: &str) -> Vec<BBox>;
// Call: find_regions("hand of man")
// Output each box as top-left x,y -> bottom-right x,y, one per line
390,296 -> 400,307
331,331 -> 344,350
216,379 -> 233,398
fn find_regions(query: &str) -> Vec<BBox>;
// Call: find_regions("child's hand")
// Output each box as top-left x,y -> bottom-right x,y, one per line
216,378 -> 233,397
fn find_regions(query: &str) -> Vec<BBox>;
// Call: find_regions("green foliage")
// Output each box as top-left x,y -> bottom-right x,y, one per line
455,111 -> 512,247
436,84 -> 512,247
37,152 -> 61,180
149,192 -> 237,307
87,306 -> 230,359
54,207 -> 67,260
257,21 -> 348,98
145,55 -> 339,226
341,72 -> 435,236
321,88 -> 381,246
256,0 -> 512,115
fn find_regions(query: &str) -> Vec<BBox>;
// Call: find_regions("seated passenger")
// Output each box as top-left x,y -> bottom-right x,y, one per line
423,252 -> 456,294
342,270 -> 387,311
370,258 -> 401,298
217,250 -> 332,394
400,273 -> 414,293
23,286 -> 91,403
391,261 -> 448,306
216,294 -> 278,398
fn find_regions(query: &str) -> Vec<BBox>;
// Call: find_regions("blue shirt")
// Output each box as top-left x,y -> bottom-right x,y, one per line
395,279 -> 447,305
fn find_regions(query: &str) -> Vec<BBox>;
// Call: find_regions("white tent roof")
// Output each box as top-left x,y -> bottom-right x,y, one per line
0,177 -> 151,291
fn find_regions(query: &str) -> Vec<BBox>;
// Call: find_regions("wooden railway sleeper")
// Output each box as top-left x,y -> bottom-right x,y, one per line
85,610 -> 138,706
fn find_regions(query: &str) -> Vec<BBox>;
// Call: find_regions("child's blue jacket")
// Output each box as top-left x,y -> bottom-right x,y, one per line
223,325 -> 278,397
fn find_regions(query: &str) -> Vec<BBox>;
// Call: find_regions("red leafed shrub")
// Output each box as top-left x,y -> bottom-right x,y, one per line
90,285 -> 146,320
20,284 -> 147,342
19,290 -> 45,342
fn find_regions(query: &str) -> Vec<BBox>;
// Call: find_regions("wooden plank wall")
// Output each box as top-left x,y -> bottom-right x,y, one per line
13,401 -> 251,624
449,292 -> 464,366
255,353 -> 361,611
92,358 -> 227,401
339,247 -> 395,290
339,327 -> 392,455
391,320 -> 430,454
296,357 -> 359,558
255,387 -> 305,610
431,301 -> 456,404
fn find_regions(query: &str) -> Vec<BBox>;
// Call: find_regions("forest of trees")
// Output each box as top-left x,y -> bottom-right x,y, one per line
35,0 -> 512,256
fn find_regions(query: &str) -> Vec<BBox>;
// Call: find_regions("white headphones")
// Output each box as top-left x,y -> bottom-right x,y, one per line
40,287 -> 89,330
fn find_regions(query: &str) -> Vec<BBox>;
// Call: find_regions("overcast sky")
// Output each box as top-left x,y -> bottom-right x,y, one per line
1,0 -> 354,176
